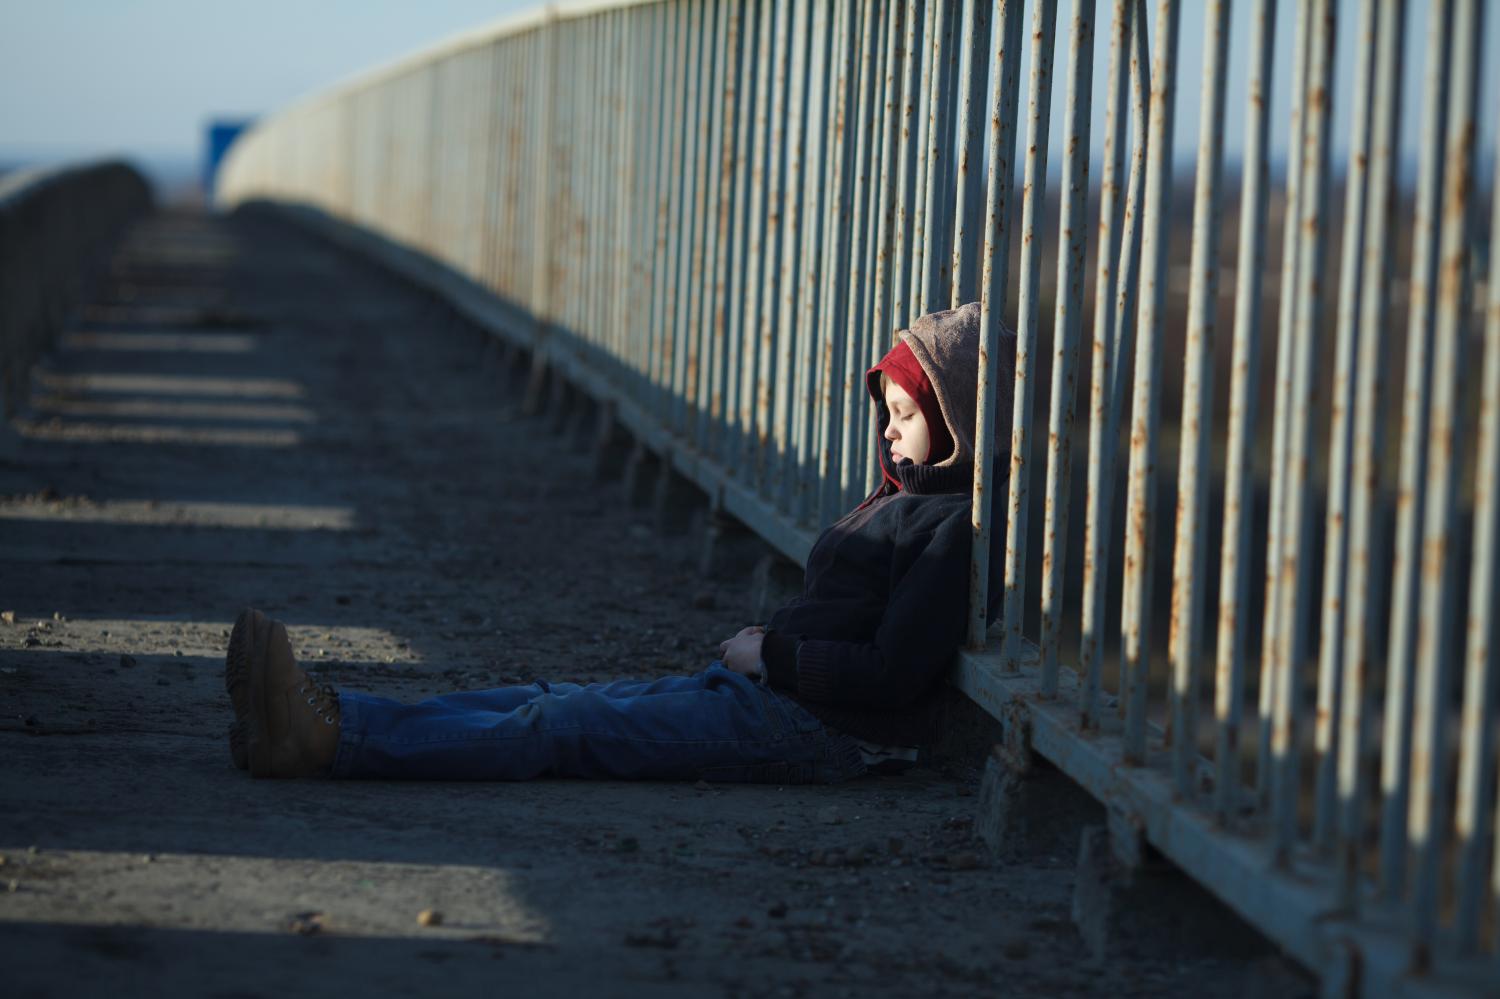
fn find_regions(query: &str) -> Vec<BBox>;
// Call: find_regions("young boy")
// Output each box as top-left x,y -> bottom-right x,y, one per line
225,302 -> 1013,781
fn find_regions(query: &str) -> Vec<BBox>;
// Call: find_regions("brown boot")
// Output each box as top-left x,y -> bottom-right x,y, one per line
227,607 -> 340,778
224,609 -> 255,770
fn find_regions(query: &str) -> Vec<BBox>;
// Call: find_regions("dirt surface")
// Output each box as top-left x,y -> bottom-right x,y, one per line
0,210 -> 1306,997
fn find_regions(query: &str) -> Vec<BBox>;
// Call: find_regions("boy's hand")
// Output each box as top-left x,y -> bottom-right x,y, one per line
718,626 -> 765,677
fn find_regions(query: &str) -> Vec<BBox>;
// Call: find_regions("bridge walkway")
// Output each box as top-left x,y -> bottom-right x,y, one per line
0,209 -> 1287,996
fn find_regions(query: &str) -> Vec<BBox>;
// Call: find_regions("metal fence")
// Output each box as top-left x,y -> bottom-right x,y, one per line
218,0 -> 1499,992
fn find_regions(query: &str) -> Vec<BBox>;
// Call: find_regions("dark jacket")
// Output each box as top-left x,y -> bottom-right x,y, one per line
760,302 -> 1015,746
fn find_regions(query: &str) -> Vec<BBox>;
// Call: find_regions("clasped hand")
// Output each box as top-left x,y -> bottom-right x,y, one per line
717,625 -> 765,677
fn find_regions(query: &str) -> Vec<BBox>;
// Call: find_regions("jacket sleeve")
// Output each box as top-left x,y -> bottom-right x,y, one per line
760,507 -> 973,709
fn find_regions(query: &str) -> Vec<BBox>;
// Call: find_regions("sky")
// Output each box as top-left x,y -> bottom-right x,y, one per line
0,0 -> 534,186
1,1 -> 1496,195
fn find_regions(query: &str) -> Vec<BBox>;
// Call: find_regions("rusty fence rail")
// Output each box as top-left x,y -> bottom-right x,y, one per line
218,0 -> 1498,992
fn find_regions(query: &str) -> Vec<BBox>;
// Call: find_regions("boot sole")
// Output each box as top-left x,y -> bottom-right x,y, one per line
225,609 -> 259,770
246,614 -> 275,779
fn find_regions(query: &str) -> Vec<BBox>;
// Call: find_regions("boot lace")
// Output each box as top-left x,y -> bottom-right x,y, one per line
298,680 -> 341,726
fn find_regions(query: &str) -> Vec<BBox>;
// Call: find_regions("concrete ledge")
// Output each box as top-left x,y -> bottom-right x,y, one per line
951,648 -> 1496,999
0,160 -> 153,422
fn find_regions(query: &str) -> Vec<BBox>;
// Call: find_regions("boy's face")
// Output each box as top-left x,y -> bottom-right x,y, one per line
882,379 -> 930,465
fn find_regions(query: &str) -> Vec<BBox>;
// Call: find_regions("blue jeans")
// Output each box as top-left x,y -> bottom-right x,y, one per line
328,661 -> 868,783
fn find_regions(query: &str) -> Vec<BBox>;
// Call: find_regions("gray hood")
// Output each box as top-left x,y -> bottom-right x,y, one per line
872,301 -> 1017,475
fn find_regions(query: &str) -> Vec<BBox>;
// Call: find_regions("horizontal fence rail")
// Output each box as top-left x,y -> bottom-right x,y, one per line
218,0 -> 1499,992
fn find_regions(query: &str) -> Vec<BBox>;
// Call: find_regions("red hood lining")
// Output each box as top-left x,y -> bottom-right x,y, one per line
865,339 -> 955,493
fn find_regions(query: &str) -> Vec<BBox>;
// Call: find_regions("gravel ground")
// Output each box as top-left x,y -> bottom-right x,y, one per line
0,209 -> 1310,998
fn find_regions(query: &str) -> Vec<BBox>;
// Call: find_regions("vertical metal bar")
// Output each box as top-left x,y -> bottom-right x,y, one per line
1107,0 -> 1150,714
906,0 -> 939,319
890,0 -> 925,332
840,0 -> 882,513
436,57 -> 453,267
810,0 -> 843,517
1256,0 -> 1314,805
692,1 -> 729,451
705,1 -> 745,464
1166,0 -> 1229,794
1269,0 -> 1335,863
581,18 -> 597,343
533,18 -> 557,340
497,42 -> 512,301
609,14 -> 626,362
586,21 -> 602,353
846,0 -> 900,510
1311,0 -> 1378,849
834,0 -> 876,525
582,22 -> 598,350
671,1 -> 707,436
699,0 -> 729,444
556,20 -> 571,334
967,0 -> 1025,651
1409,0 -> 1480,958
638,9 -> 663,386
585,23 -> 601,360
1454,75 -> 1500,958
555,25 -> 573,336
932,0 -> 962,303
999,0 -> 1059,664
509,49 -> 524,338
480,43 -> 503,298
864,0 -> 908,500
551,32 -> 571,337
530,29 -> 546,318
658,3 -> 690,421
609,17 -> 627,371
1213,0 -> 1275,817
508,39 -> 526,306
628,10 -> 660,389
614,13 -> 635,377
579,19 -> 595,343
735,0 -> 774,481
916,0 -> 952,317
588,14 -> 609,377
948,0 -> 987,308
1120,0 -> 1180,765
791,0 -> 832,522
1380,0 -> 1453,899
771,0 -> 810,509
474,50 -> 491,288
598,26 -> 616,364
567,23 -> 586,340
652,5 -> 682,416
754,0 -> 792,495
597,16 -> 616,364
725,0 -> 763,470
577,21 -> 597,344
816,0 -> 863,527
456,54 -> 474,277
642,9 -> 664,384
1079,0 -> 1134,725
1039,0 -> 1095,698
1334,0 -> 1401,907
